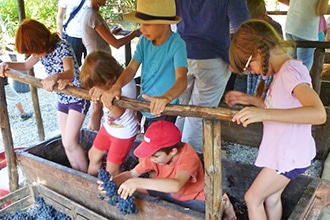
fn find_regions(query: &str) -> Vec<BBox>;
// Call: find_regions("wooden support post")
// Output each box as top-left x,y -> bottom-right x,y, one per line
0,77 -> 18,191
203,119 -> 222,219
28,68 -> 45,141
310,48 -> 325,95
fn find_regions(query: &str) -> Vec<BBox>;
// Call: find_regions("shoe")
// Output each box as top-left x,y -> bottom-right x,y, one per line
20,112 -> 33,121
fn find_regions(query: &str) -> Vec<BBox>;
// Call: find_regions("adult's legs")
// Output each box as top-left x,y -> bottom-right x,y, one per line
58,109 -> 88,172
179,58 -> 231,154
244,167 -> 290,220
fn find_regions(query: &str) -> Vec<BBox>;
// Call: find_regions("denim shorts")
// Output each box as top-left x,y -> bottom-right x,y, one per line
57,99 -> 90,115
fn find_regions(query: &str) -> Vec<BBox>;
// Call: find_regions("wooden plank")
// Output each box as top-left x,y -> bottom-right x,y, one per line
16,152 -> 204,220
203,119 -> 222,220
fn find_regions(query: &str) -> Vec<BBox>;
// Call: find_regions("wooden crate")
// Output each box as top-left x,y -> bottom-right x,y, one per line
0,184 -> 108,220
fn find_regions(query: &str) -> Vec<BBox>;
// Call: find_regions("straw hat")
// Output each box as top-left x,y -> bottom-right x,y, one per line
124,0 -> 181,24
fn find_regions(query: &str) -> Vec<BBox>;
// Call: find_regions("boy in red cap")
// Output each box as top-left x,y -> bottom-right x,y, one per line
111,120 -> 205,212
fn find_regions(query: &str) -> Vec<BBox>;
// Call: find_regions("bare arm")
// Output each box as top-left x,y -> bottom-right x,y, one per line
101,59 -> 140,109
117,170 -> 191,199
142,66 -> 188,116
0,55 -> 39,77
316,0 -> 330,15
95,24 -> 139,49
57,7 -> 66,37
232,83 -> 326,127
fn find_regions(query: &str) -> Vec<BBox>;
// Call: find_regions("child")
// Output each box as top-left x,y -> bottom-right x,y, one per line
0,19 -> 90,172
101,0 -> 188,131
225,20 -> 326,219
80,51 -> 139,177
109,120 -> 206,213
81,0 -> 140,131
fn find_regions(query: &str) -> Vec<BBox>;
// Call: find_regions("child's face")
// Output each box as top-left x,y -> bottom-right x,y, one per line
139,24 -> 168,42
150,150 -> 175,165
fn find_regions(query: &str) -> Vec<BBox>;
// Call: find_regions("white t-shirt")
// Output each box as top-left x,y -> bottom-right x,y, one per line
58,0 -> 87,38
285,0 -> 320,41
103,79 -> 139,139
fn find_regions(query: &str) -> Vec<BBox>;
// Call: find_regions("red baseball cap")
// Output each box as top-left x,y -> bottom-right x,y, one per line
134,120 -> 182,158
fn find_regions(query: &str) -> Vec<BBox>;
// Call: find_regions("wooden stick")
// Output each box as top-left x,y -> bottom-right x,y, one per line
4,70 -> 237,121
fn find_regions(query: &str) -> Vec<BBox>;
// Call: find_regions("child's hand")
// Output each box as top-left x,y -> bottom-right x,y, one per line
142,94 -> 169,117
57,79 -> 72,90
101,85 -> 122,110
41,74 -> 58,92
117,179 -> 138,199
232,106 -> 265,127
225,91 -> 250,107
89,86 -> 105,103
0,62 -> 9,77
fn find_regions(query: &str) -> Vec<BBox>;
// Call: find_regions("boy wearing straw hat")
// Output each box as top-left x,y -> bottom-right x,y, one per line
101,0 -> 188,131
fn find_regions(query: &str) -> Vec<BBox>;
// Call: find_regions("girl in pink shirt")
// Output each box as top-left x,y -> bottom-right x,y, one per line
225,20 -> 326,220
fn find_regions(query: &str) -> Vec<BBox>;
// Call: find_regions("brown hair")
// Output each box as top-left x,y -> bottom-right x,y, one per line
80,50 -> 124,89
15,19 -> 60,55
158,142 -> 183,155
229,19 -> 295,76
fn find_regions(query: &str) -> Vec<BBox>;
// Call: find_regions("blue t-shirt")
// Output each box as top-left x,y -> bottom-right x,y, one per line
175,0 -> 249,62
40,40 -> 82,104
133,32 -> 187,118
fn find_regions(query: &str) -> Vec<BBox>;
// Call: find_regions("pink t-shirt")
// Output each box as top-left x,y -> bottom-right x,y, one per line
255,59 -> 316,172
135,143 -> 205,201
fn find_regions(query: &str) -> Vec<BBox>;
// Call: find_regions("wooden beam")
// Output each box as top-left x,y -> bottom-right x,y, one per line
203,119 -> 222,219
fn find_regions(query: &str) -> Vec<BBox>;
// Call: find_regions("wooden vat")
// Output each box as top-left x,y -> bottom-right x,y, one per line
14,129 -> 330,219
0,184 -> 108,219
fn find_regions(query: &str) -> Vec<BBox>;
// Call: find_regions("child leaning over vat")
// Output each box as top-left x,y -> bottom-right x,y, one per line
80,50 -> 139,177
98,120 -> 237,219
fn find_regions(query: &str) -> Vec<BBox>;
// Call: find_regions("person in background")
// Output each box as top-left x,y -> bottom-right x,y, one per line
102,0 -> 187,132
0,19 -> 90,172
80,51 -> 138,177
174,0 -> 249,154
57,0 -> 87,67
0,48 -> 33,120
81,0 -> 140,131
278,0 -> 330,71
226,20 -> 326,219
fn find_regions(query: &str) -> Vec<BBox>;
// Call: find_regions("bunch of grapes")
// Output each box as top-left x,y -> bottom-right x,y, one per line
0,196 -> 70,220
97,169 -> 138,215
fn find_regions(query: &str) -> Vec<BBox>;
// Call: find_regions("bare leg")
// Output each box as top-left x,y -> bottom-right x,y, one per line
88,146 -> 106,176
87,102 -> 103,131
221,193 -> 237,220
58,110 -> 88,172
15,102 -> 25,115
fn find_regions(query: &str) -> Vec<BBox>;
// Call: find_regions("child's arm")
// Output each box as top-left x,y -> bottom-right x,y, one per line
41,57 -> 75,92
231,83 -> 327,127
225,90 -> 264,108
101,59 -> 140,109
142,66 -> 187,116
117,170 -> 191,199
0,55 -> 39,77
316,0 -> 330,15
95,24 -> 140,49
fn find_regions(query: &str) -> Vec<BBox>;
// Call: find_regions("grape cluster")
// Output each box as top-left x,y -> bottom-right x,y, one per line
98,169 -> 138,215
0,196 -> 71,220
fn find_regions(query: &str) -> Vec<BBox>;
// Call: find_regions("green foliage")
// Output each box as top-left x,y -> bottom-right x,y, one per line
0,0 -> 137,42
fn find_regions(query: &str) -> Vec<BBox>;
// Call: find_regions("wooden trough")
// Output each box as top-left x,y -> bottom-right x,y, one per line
14,128 -> 330,220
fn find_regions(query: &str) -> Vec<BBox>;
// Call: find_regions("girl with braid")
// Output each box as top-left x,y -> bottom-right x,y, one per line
225,20 -> 326,220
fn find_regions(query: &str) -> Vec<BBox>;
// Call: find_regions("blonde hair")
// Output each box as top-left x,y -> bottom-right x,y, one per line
246,0 -> 266,19
229,19 -> 295,75
15,19 -> 60,55
80,50 -> 123,89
